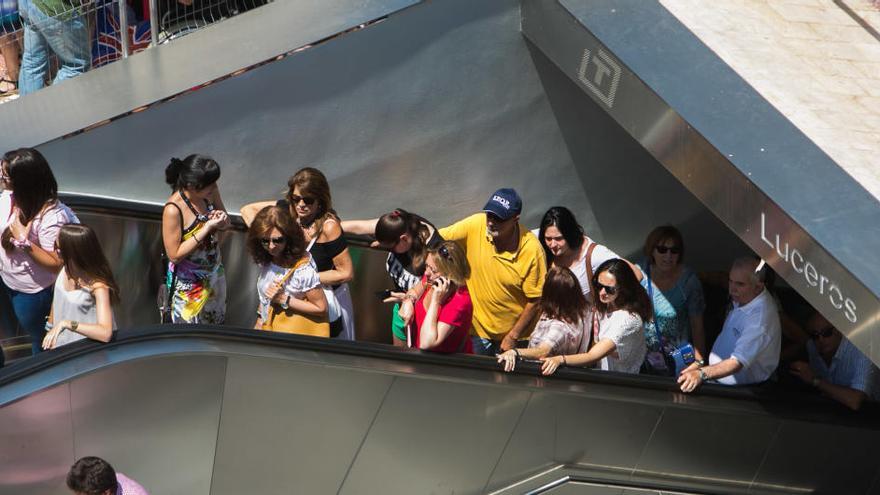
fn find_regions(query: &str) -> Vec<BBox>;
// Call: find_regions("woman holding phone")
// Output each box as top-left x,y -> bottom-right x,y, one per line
408,241 -> 472,353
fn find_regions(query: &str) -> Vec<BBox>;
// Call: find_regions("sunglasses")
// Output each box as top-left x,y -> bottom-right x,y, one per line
655,245 -> 681,254
596,282 -> 618,295
811,326 -> 835,340
260,236 -> 286,247
290,195 -> 317,206
438,244 -> 451,259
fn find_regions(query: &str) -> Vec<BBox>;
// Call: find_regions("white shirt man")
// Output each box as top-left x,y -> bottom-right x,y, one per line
679,257 -> 781,392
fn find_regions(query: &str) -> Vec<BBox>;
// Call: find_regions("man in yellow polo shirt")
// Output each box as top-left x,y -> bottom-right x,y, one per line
431,188 -> 546,355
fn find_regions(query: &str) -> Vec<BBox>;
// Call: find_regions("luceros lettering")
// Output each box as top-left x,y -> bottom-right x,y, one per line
760,213 -> 857,323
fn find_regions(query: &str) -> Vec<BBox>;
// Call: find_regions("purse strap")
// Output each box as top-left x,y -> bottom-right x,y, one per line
646,264 -> 665,349
264,256 -> 311,323
583,241 -> 599,348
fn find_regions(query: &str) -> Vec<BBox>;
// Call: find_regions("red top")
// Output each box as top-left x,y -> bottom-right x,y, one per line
413,278 -> 473,354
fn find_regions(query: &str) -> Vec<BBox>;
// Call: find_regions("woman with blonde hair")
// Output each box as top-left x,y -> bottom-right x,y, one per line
247,205 -> 328,336
241,167 -> 355,340
42,224 -> 118,349
408,241 -> 473,353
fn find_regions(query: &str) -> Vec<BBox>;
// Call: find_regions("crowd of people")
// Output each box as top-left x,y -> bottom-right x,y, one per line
0,148 -> 878,411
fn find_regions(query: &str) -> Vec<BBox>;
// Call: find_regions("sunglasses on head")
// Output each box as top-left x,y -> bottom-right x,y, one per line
260,236 -> 286,247
290,194 -> 317,206
437,244 -> 451,259
596,282 -> 618,295
655,245 -> 681,254
811,326 -> 835,340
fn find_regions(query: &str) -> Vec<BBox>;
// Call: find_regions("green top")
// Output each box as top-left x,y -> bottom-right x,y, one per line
32,0 -> 83,19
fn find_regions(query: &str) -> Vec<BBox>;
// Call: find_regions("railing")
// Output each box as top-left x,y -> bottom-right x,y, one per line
0,0 -> 272,99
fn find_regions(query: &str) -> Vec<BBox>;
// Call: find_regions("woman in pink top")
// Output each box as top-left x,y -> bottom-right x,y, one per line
412,241 -> 473,354
0,148 -> 78,357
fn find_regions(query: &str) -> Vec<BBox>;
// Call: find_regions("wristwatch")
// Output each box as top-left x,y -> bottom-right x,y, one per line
69,320 -> 79,332
811,377 -> 821,387
698,368 -> 709,382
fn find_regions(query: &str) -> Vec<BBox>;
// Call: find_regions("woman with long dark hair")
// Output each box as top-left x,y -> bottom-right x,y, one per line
0,148 -> 79,355
42,224 -> 118,349
538,206 -> 642,301
497,267 -> 589,372
247,205 -> 328,336
241,167 -> 355,340
161,154 -> 230,324
541,258 -> 649,375
343,209 -> 441,346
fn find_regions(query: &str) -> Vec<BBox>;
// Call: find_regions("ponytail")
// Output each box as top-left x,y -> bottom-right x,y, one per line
376,209 -> 431,274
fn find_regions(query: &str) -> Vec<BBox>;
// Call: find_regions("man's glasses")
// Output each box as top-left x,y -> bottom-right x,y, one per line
596,282 -> 617,295
260,236 -> 286,247
811,326 -> 835,340
290,195 -> 317,206
655,245 -> 681,254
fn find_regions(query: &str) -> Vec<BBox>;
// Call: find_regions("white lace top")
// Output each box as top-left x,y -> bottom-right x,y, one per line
596,310 -> 646,374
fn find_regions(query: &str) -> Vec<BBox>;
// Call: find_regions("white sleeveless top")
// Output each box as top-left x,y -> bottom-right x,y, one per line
51,268 -> 117,347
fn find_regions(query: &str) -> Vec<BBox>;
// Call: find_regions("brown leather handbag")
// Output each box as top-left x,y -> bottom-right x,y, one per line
262,257 -> 330,337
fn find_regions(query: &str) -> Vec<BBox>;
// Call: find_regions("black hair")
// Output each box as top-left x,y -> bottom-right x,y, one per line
375,209 -> 431,273
164,154 -> 220,191
593,258 -> 653,321
66,456 -> 118,495
538,206 -> 585,262
1,148 -> 58,252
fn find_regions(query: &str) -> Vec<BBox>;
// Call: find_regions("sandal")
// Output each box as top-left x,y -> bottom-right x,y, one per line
0,78 -> 17,96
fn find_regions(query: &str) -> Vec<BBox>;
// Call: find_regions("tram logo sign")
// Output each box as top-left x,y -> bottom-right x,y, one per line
577,48 -> 621,108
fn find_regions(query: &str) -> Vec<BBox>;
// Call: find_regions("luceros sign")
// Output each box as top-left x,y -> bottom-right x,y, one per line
760,213 -> 857,323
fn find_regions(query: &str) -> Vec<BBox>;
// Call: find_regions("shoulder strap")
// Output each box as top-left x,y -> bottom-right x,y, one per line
265,256 -> 311,323
646,264 -> 663,347
164,202 -> 185,235
584,241 -> 598,304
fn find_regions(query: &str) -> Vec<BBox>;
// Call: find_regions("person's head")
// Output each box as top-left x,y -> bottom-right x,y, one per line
728,257 -> 766,306
539,206 -> 585,261
55,224 -> 120,304
164,154 -> 221,197
643,225 -> 685,271
247,205 -> 306,266
425,241 -> 470,288
286,167 -> 332,224
376,208 -> 432,272
482,188 -> 522,240
806,311 -> 841,357
66,456 -> 118,495
1,148 -> 58,221
593,258 -> 652,320
540,266 -> 588,325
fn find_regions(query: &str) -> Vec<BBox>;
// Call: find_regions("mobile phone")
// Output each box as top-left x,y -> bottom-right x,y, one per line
375,289 -> 393,300
432,277 -> 447,288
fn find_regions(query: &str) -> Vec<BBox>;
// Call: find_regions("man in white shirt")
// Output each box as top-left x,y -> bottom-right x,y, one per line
678,257 -> 781,392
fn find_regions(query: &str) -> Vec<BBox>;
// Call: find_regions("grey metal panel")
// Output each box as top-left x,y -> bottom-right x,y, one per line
524,36 -> 749,271
339,375 -> 532,494
633,408 -> 778,494
520,0 -> 880,365
750,421 -> 880,495
545,484 -> 625,495
0,384 -> 73,495
210,355 -> 394,495
70,355 -> 227,495
35,0 -> 589,237
0,0 -> 420,151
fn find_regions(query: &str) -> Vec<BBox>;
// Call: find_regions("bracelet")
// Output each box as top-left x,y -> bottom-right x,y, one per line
513,349 -> 520,359
811,377 -> 820,388
695,359 -> 706,367
403,293 -> 417,304
562,355 -> 567,366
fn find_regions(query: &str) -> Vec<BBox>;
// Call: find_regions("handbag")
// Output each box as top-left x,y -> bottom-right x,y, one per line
644,265 -> 694,375
261,257 -> 330,337
306,235 -> 343,323
583,242 -> 598,350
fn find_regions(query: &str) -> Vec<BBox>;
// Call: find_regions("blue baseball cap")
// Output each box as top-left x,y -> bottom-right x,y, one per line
482,188 -> 522,220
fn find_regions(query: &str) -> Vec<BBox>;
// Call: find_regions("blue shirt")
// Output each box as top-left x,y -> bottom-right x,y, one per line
807,338 -> 879,401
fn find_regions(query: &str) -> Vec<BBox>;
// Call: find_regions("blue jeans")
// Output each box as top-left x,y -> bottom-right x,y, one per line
1,281 -> 54,356
471,336 -> 528,357
19,0 -> 89,96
